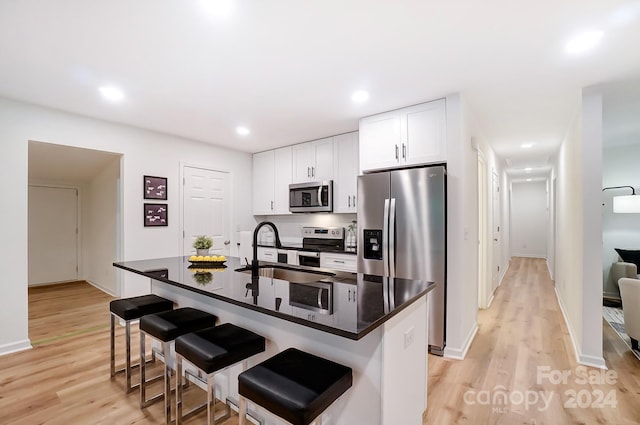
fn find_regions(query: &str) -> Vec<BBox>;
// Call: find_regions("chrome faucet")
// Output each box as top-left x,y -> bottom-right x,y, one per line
252,221 -> 282,278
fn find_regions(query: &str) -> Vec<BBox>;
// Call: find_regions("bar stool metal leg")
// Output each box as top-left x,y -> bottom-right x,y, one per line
110,313 -> 116,378
140,330 -> 147,408
163,341 -> 171,425
238,396 -> 247,425
110,313 -> 137,392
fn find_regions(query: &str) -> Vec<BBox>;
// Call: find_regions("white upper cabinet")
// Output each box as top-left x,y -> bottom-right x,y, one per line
292,137 -> 334,183
253,150 -> 275,215
333,132 -> 359,213
252,147 -> 292,215
359,98 -> 446,172
273,146 -> 293,214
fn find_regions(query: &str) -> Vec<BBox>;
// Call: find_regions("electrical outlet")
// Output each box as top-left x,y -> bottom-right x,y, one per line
404,326 -> 415,349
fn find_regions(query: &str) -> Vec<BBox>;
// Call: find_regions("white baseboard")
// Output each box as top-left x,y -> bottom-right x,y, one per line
443,323 -> 478,360
486,293 -> 495,308
86,279 -> 117,297
579,353 -> 607,370
554,288 -> 607,370
0,339 -> 32,357
510,253 -> 546,259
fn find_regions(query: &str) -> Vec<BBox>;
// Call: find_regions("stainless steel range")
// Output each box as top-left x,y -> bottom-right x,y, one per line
295,227 -> 345,267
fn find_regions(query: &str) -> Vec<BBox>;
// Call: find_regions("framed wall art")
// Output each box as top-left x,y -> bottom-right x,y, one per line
144,203 -> 168,227
144,175 -> 167,200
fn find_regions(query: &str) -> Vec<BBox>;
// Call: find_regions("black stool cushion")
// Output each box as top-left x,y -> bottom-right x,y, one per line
140,307 -> 217,342
238,347 -> 352,425
175,323 -> 265,374
110,294 -> 174,321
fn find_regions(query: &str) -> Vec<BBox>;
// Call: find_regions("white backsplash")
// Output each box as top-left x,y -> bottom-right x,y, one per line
254,213 -> 357,243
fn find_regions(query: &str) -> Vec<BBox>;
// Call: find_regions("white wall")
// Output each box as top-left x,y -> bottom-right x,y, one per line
0,97 -> 254,355
602,144 -> 640,299
443,93 -> 479,359
84,157 -> 120,295
510,181 -> 547,258
553,86 -> 605,369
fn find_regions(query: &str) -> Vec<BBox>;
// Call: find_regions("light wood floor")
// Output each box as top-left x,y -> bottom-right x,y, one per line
2,282 -> 235,425
425,257 -> 640,425
1,261 -> 639,424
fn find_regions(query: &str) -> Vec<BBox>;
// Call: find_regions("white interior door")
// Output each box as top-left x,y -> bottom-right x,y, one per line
183,166 -> 230,256
28,186 -> 78,285
492,171 -> 501,291
477,156 -> 488,308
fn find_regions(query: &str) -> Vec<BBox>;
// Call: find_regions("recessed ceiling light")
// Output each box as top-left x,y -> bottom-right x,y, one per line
236,126 -> 250,136
524,167 -> 533,172
565,30 -> 604,54
98,86 -> 124,102
351,90 -> 370,103
521,143 -> 535,149
201,0 -> 234,18
526,178 -> 532,182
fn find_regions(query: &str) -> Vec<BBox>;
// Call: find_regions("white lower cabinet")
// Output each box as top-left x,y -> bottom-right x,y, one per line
320,252 -> 357,273
290,306 -> 336,326
256,247 -> 277,262
335,284 -> 357,329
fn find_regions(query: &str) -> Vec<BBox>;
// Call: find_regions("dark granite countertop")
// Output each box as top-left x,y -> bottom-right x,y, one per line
113,256 -> 433,340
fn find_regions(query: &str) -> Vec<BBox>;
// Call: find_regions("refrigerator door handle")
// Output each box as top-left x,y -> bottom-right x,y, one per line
383,198 -> 390,276
389,198 -> 396,277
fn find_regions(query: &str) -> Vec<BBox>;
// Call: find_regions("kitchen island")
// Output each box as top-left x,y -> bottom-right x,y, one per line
114,256 -> 434,425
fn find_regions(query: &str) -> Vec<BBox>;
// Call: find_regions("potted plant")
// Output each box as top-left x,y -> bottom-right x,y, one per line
193,235 -> 213,256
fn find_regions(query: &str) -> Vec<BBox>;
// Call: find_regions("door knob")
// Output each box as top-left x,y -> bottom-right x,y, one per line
224,240 -> 231,245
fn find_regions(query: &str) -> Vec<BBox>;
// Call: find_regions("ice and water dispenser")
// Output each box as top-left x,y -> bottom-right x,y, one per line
363,229 -> 383,260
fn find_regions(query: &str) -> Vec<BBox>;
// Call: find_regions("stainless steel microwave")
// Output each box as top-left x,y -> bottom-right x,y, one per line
289,181 -> 333,213
289,281 -> 333,315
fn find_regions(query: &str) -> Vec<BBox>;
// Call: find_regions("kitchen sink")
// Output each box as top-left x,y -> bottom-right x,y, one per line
235,265 -> 334,284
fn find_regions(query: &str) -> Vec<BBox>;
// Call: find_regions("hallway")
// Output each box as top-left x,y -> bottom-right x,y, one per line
425,257 -> 640,424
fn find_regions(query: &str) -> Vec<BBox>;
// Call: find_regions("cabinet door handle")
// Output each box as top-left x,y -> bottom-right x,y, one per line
348,196 -> 351,208
270,200 -> 274,210
348,289 -> 351,302
353,195 -> 356,207
307,167 -> 311,178
402,143 -> 406,159
311,166 -> 315,177
334,260 -> 345,263
395,144 -> 399,160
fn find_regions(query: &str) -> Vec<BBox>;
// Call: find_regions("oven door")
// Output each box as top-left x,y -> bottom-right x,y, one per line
289,181 -> 333,213
289,281 -> 333,314
297,251 -> 320,268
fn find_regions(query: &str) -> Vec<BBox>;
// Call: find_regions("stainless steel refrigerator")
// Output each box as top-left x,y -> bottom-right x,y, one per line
357,165 -> 446,355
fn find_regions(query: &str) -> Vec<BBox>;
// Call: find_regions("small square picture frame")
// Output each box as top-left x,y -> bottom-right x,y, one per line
144,175 -> 168,200
144,203 -> 168,227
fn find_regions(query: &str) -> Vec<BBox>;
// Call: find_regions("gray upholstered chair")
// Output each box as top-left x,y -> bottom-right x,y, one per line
611,261 -> 638,291
619,278 -> 640,350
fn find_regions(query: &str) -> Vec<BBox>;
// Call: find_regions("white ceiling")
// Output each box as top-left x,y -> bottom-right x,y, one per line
3,0 -> 640,175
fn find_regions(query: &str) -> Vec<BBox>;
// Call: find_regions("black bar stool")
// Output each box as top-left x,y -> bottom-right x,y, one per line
174,323 -> 266,425
238,348 -> 353,425
109,294 -> 174,392
139,307 -> 217,425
